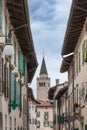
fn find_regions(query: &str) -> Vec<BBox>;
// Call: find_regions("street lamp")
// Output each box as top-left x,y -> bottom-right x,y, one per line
0,23 -> 29,56
4,38 -> 14,56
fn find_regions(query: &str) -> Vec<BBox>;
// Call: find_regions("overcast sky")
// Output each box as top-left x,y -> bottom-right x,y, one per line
28,0 -> 72,97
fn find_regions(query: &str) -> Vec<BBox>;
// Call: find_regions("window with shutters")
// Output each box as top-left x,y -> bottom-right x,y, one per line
4,63 -> 7,97
74,86 -> 78,104
11,73 -> 15,103
18,51 -> 25,76
10,73 -> 17,103
0,0 -> 2,29
44,121 -> 49,127
37,121 -> 40,128
14,43 -> 16,66
16,81 -> 20,108
82,40 -> 87,65
78,52 -> 81,72
44,112 -> 49,120
37,111 -> 40,117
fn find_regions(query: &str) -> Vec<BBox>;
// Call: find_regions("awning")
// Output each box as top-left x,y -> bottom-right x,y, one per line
5,0 -> 38,83
48,83 -> 64,100
60,55 -> 73,73
48,86 -> 57,100
61,0 -> 87,56
55,86 -> 68,99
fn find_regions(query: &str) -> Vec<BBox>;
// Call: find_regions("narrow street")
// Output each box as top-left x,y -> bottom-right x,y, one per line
0,0 -> 87,130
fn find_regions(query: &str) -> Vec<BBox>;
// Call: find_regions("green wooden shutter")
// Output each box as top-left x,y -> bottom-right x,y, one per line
16,82 -> 20,107
14,43 -> 16,65
23,58 -> 25,75
44,121 -> 49,127
18,51 -> 25,76
11,73 -> 15,103
0,1 -> 2,28
57,100 -> 61,108
85,125 -> 87,130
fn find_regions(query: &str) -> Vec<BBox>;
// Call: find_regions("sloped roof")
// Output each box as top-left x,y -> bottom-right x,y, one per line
60,55 -> 73,73
55,86 -> 68,99
5,0 -> 38,83
61,0 -> 87,73
36,99 -> 52,107
48,83 -> 64,100
61,0 -> 87,56
40,57 -> 48,75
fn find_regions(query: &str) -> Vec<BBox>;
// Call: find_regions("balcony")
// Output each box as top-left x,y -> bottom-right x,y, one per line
60,111 -> 84,123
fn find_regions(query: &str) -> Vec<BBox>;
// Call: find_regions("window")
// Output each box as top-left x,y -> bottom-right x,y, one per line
37,111 -> 40,117
37,121 -> 40,128
0,0 -> 2,28
39,82 -> 45,87
10,117 -> 12,126
11,73 -> 16,103
5,115 -> 7,126
75,52 -> 78,75
18,51 -> 25,76
74,86 -> 78,104
44,112 -> 49,119
5,127 -> 7,130
16,81 -> 21,108
44,121 -> 49,127
78,52 -> 81,71
82,40 -> 87,65
50,121 -> 53,128
14,118 -> 16,129
14,43 -> 16,66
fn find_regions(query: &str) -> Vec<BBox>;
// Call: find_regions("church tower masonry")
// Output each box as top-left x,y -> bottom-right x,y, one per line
37,57 -> 50,100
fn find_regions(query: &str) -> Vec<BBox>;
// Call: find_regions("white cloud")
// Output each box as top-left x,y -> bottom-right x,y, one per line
28,0 -> 72,98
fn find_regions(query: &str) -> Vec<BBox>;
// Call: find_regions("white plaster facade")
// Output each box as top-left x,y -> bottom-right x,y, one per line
37,101 -> 53,130
0,0 -> 37,130
64,19 -> 87,130
28,100 -> 37,130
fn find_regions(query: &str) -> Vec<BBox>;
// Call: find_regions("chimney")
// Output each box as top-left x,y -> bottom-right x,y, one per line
56,79 -> 59,85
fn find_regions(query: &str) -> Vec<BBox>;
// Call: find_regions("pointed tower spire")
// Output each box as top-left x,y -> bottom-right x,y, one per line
39,56 -> 48,75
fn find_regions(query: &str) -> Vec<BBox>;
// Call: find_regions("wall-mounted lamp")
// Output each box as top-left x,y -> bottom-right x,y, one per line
0,23 -> 29,56
4,38 -> 14,56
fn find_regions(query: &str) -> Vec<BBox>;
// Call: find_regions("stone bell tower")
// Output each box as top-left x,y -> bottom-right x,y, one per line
37,56 -> 50,100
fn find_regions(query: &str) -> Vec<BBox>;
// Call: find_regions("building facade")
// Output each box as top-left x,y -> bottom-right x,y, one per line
36,100 -> 53,130
48,79 -> 68,130
60,0 -> 87,130
28,87 -> 38,130
0,0 -> 38,130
